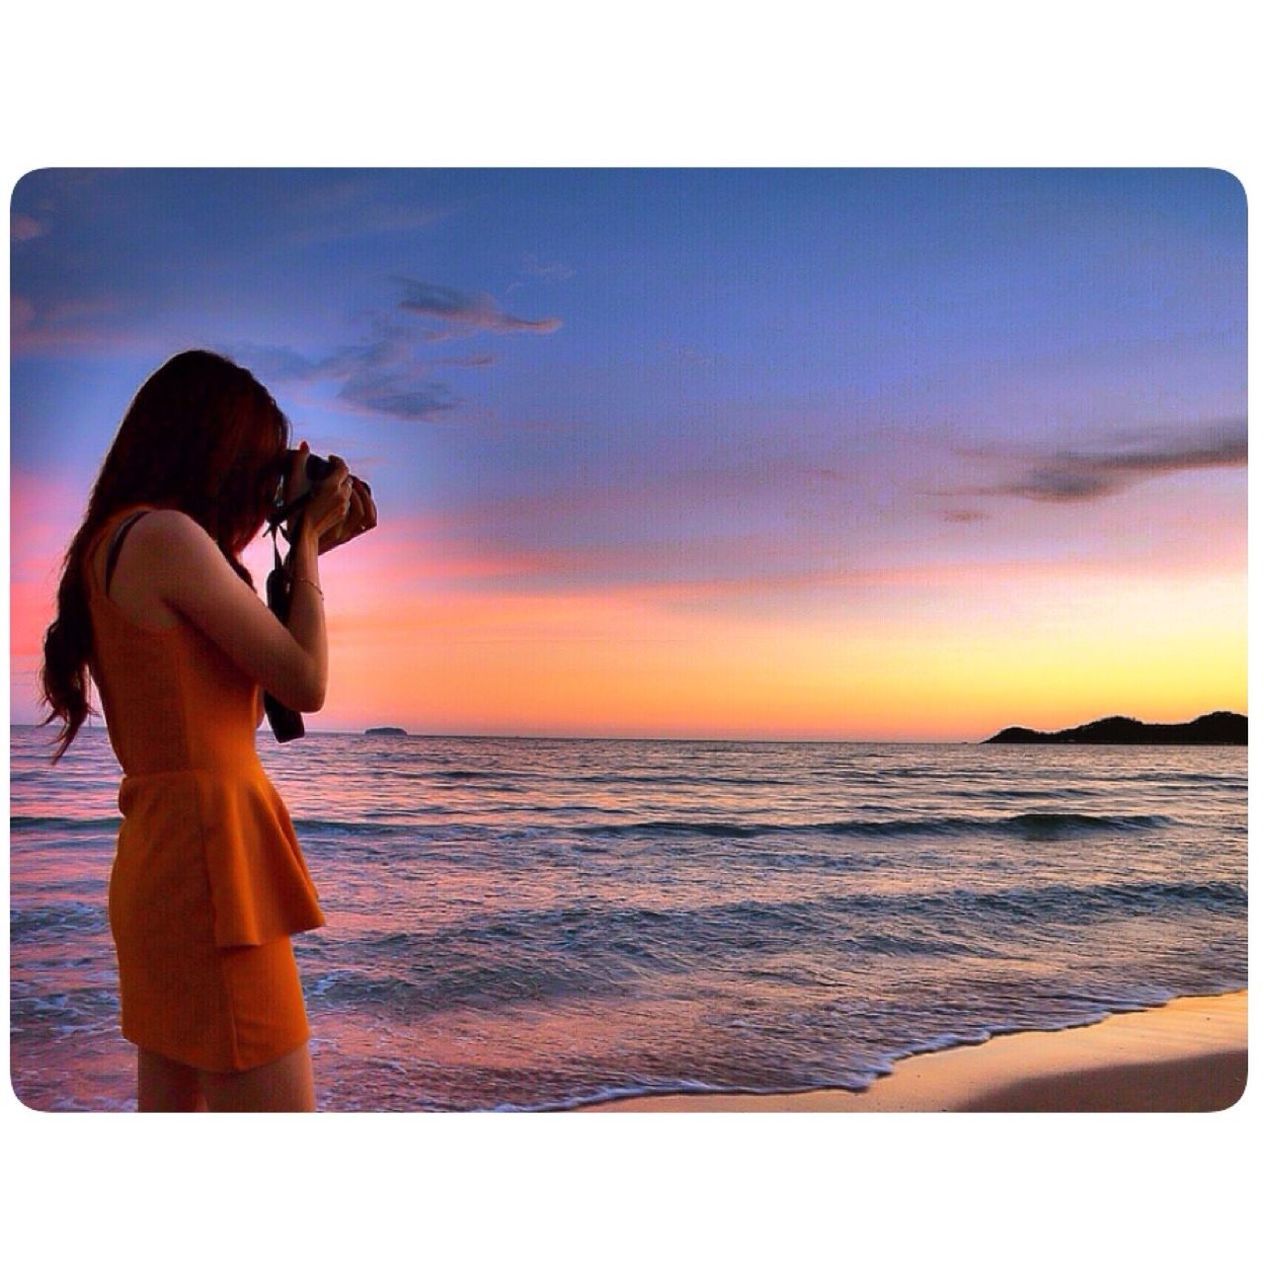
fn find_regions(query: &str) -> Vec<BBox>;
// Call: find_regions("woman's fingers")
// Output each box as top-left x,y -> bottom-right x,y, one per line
305,461 -> 377,552
349,479 -> 377,534
332,460 -> 354,525
308,465 -> 352,538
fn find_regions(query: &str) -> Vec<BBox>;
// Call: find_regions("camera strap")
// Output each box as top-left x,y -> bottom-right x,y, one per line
262,516 -> 306,743
265,488 -> 315,534
268,516 -> 285,575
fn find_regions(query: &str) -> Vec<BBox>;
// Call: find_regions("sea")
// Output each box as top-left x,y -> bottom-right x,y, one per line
9,725 -> 1248,1111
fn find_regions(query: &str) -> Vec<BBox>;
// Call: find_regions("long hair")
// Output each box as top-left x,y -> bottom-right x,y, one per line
38,350 -> 291,762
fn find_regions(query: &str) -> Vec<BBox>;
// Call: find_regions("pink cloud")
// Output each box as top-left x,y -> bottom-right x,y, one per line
11,212 -> 46,242
245,505 -> 1235,665
11,290 -> 175,359
286,484 -> 1246,614
398,280 -> 562,337
10,294 -> 148,355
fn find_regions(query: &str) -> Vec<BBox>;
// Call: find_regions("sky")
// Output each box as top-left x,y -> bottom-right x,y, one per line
8,168 -> 1247,740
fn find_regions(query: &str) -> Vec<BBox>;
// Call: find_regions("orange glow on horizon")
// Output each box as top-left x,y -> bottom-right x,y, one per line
10,478 -> 1247,743
308,567 -> 1246,741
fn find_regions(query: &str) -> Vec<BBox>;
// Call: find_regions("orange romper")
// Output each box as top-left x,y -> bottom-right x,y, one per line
85,503 -> 325,1072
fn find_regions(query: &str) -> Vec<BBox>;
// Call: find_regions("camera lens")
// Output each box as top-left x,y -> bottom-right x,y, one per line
306,454 -> 334,482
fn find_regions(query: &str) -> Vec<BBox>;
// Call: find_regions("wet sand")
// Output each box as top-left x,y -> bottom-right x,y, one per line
580,991 -> 1246,1112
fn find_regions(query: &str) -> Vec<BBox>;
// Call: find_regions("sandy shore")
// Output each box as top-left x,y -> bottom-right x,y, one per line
580,990 -> 1247,1112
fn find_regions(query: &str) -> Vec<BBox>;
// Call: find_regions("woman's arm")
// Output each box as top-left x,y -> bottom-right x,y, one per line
128,506 -> 341,713
278,513 -> 328,708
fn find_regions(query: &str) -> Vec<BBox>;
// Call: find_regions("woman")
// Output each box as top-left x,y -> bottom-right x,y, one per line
38,349 -> 376,1111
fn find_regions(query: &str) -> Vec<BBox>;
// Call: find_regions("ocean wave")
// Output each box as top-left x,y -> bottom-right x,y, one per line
9,815 -> 121,835
573,811 -> 1173,841
292,817 -> 471,838
11,900 -> 109,943
1002,811 -> 1172,837
563,772 -> 802,788
312,874 -> 1244,1014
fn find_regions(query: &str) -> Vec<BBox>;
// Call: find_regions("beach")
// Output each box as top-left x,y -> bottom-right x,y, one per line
581,990 -> 1247,1111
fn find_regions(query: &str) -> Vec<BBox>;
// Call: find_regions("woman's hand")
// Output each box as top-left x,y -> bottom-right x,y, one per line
315,473 -> 377,555
302,455 -> 351,540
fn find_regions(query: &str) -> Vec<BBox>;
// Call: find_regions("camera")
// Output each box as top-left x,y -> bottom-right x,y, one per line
267,450 -> 340,534
287,449 -> 338,497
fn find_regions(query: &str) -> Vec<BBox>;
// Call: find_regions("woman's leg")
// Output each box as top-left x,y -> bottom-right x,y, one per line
138,1047 -> 205,1112
197,1041 -> 315,1112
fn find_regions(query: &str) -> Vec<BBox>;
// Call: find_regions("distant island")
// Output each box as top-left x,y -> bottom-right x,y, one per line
984,711 -> 1246,745
365,726 -> 408,736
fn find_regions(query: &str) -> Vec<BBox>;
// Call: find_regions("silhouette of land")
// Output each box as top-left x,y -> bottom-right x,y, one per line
365,726 -> 408,736
983,710 -> 1245,745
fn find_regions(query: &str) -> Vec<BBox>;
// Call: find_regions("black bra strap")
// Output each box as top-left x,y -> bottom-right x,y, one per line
104,510 -> 150,597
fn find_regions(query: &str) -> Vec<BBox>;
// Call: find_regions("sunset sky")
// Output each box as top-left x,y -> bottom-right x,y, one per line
8,168 -> 1246,740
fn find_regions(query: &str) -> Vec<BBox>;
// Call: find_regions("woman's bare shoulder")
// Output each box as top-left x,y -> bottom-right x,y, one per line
131,507 -> 207,539
120,510 -> 243,607
128,508 -> 220,561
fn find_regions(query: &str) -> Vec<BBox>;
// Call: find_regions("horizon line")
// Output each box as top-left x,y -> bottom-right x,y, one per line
11,710 -> 1246,747
10,722 -> 983,744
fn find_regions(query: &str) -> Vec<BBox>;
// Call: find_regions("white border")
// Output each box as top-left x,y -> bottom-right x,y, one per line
4,3 -> 1255,1260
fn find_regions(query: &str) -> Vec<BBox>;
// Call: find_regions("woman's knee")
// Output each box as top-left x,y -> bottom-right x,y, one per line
197,1042 -> 314,1113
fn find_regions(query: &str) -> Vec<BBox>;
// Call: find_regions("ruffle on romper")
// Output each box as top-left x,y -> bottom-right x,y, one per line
118,766 -> 325,950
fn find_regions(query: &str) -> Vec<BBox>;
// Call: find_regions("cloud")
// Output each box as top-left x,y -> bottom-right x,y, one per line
224,327 -> 461,423
223,275 -> 559,420
11,212 -> 47,242
942,508 -> 989,523
396,279 -> 562,338
223,343 -> 326,383
10,293 -> 141,355
437,353 -> 496,368
337,374 -> 457,420
319,504 -> 1238,629
960,420 -> 1247,503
